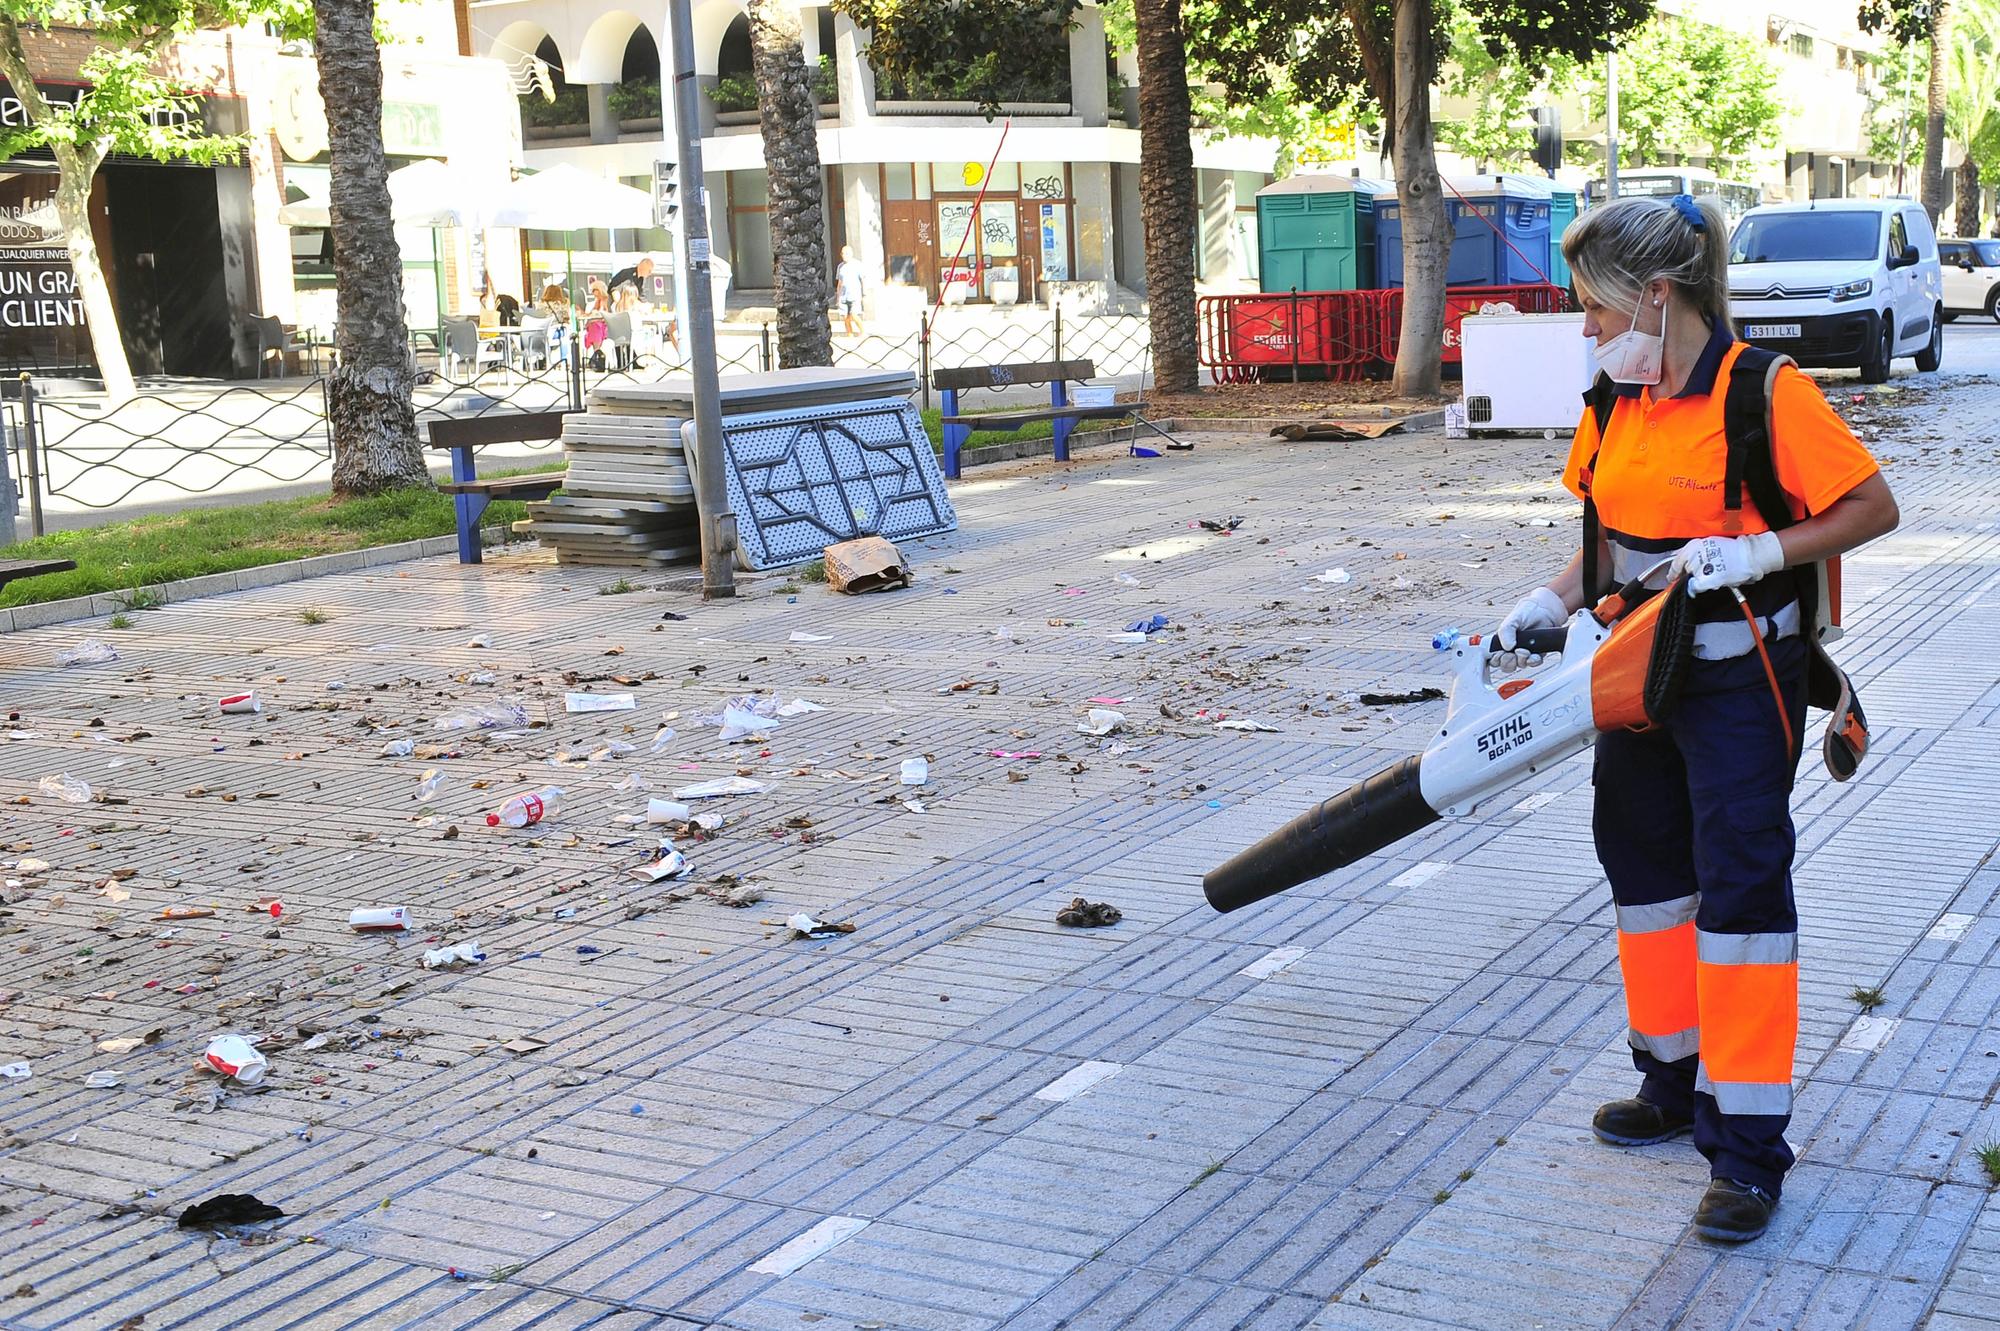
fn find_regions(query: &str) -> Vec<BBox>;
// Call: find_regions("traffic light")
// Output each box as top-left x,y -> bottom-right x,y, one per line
1531,106 -> 1562,176
653,159 -> 678,228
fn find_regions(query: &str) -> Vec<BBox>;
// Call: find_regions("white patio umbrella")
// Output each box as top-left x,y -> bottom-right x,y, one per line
487,164 -> 659,308
275,159 -> 502,228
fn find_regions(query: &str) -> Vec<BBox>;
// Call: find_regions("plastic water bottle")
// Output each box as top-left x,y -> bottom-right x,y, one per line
1431,626 -> 1463,651
487,786 -> 564,828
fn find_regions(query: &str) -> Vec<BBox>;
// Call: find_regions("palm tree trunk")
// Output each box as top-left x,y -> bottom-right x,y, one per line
1134,0 -> 1198,393
1923,0 -> 1955,226
749,0 -> 833,368
315,0 -> 429,496
1388,0 -> 1449,398
1958,156 -> 1982,238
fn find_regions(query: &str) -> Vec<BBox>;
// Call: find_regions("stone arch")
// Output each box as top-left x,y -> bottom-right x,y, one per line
489,19 -> 562,82
691,0 -> 748,77
572,10 -> 654,84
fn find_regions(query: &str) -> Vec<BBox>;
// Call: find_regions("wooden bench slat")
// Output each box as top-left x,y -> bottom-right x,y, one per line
437,473 -> 566,497
0,557 -> 75,586
939,404 -> 1135,429
427,410 -> 569,449
932,359 -> 1095,392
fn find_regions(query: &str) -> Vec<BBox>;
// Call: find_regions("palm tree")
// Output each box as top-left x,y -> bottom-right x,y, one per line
1923,0 -> 1955,225
749,0 -> 834,367
314,0 -> 430,494
1133,0 -> 1198,392
1947,1 -> 2000,236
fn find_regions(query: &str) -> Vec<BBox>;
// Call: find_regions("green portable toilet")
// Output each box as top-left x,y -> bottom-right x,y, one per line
1549,188 -> 1578,289
1256,176 -> 1393,293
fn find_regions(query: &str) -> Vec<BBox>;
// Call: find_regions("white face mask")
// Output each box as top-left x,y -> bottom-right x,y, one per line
1595,290 -> 1667,386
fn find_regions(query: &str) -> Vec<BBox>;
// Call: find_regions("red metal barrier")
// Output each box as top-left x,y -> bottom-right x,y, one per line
1201,284 -> 1570,382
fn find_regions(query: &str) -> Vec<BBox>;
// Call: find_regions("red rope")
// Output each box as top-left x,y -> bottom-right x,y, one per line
925,119 -> 1012,343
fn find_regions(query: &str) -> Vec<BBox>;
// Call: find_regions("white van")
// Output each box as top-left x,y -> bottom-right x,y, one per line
1727,198 -> 1944,383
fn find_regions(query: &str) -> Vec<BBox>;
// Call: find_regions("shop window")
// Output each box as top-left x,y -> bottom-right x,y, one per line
885,163 -> 915,201
1020,162 -> 1066,200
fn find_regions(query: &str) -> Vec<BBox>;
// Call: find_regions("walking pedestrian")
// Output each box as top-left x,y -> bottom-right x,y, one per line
1493,194 -> 1900,1242
835,245 -> 864,337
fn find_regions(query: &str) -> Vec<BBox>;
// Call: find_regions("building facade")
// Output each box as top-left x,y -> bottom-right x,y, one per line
457,0 -> 1276,315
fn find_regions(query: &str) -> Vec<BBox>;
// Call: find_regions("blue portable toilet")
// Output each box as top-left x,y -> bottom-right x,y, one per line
1377,175 -> 1560,287
1548,188 -> 1578,289
1255,176 -> 1393,293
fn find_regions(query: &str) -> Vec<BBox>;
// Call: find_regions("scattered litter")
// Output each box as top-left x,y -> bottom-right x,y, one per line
218,692 -> 261,715
990,750 -> 1041,759
901,798 -> 927,813
1216,718 -> 1281,732
58,639 -> 119,666
160,905 -> 214,920
251,897 -> 284,918
500,1036 -> 549,1055
201,1034 -> 268,1084
661,610 -> 689,621
414,769 -> 446,803
1115,573 -> 1144,587
1313,568 -> 1353,585
711,705 -> 779,743
85,1070 -> 121,1089
823,536 -> 911,594
16,857 -> 50,874
466,633 -> 493,648
460,670 -> 497,686
1056,897 -> 1122,928
648,726 -> 677,755
1198,516 -> 1243,533
613,773 -> 650,793
0,1061 -> 28,1080
37,773 -> 92,804
640,798 -> 692,824
101,881 -> 131,903
350,906 -> 412,932
565,692 -> 635,713
488,787 -> 564,828
1110,631 -> 1151,644
178,1194 -> 284,1230
786,913 -> 857,939
1125,614 -> 1170,635
421,941 -> 487,970
675,776 -> 771,799
789,631 -> 833,643
1524,518 -> 1558,528
1077,709 -> 1126,736
97,1030 -> 162,1054
326,680 -> 347,691
380,739 -> 414,758
630,849 -> 690,882
900,758 -> 929,785
433,701 -> 530,732
1358,687 -> 1446,706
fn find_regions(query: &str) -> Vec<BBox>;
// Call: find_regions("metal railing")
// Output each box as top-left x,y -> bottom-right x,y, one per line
2,308 -> 1157,536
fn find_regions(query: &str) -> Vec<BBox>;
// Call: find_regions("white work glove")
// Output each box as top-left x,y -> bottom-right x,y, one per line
1496,586 -> 1569,652
1672,532 -> 1785,595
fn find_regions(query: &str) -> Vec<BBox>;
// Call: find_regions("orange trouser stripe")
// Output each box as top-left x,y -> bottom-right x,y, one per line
1696,959 -> 1799,1086
1616,920 -> 1697,1039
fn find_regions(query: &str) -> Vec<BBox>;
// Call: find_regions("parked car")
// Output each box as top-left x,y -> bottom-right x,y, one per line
1728,198 -> 1943,384
1938,237 -> 2000,322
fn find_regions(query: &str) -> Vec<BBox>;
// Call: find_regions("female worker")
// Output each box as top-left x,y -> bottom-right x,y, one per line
1494,195 -> 1899,1242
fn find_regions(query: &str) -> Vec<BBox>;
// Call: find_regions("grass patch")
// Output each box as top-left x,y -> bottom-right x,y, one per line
299,607 -> 330,625
1188,1159 -> 1225,1189
107,612 -> 132,630
795,557 -> 827,584
918,406 -> 1120,454
599,577 -> 639,596
116,586 -> 165,611
1432,1190 -> 1453,1204
1851,986 -> 1887,1011
0,463 -> 564,609
1978,1140 -> 2000,1187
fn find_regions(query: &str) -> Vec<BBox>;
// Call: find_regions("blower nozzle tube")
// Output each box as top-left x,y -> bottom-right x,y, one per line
1202,755 -> 1440,913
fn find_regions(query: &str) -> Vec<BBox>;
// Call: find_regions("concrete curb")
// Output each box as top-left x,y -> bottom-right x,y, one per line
0,528 -> 512,635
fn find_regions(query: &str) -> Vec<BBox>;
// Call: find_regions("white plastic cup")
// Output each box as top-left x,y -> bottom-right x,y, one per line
202,1034 -> 267,1084
349,906 -> 411,931
645,798 -> 692,824
219,692 -> 261,715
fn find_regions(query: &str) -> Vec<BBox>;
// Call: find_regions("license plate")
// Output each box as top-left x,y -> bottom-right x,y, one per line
1745,322 -> 1802,339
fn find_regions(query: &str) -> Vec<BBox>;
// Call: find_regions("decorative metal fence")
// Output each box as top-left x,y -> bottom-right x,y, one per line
2,308 -> 1157,537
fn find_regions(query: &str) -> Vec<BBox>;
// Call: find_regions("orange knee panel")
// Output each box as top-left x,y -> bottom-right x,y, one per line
1696,960 -> 1799,1085
1617,921 -> 1698,1038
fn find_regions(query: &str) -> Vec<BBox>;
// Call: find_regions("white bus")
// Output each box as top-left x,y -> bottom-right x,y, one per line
1584,168 -> 1763,222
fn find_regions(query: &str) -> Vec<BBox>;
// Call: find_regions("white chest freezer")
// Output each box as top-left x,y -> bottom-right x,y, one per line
1460,312 -> 1598,432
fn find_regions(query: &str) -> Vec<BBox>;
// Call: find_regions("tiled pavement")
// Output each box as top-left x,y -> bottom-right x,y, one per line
1,379 -> 1997,1330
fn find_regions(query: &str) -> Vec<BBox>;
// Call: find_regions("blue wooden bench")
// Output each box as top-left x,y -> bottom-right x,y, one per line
933,357 -> 1183,478
427,411 -> 569,564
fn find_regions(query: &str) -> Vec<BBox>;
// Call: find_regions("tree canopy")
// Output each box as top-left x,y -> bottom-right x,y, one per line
826,0 -> 1077,113
1571,15 -> 1781,174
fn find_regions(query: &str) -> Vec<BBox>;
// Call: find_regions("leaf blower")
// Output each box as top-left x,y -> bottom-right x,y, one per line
1205,570 -> 1769,914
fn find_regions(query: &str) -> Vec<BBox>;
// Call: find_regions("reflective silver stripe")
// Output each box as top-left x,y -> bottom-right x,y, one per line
1615,894 -> 1699,935
1628,1024 -> 1701,1062
1691,600 -> 1802,660
1696,1068 -> 1794,1116
1696,930 -> 1798,966
1610,540 -> 1675,589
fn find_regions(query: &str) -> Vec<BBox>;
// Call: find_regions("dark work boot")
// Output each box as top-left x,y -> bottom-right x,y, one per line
1591,1097 -> 1694,1146
1693,1178 -> 1777,1242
